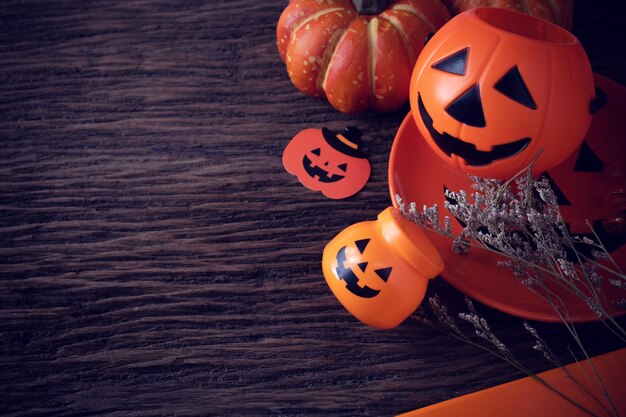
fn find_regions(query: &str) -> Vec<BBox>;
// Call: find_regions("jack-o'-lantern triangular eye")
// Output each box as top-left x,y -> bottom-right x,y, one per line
494,66 -> 537,109
311,148 -> 321,156
446,84 -> 486,127
375,267 -> 392,282
355,239 -> 370,254
338,163 -> 348,172
432,48 -> 468,75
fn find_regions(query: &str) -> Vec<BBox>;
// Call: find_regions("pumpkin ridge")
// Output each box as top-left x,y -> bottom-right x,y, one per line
392,3 -> 436,32
367,17 -> 379,107
320,25 -> 352,93
380,12 -> 416,64
277,0 -> 451,112
290,7 -> 347,37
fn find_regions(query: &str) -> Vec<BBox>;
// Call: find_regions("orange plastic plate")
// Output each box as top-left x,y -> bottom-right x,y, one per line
389,74 -> 626,322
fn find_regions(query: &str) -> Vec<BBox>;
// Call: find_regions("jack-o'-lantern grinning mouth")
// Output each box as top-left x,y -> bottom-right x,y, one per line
335,245 -> 380,299
418,94 -> 531,166
302,155 -> 345,183
334,240 -> 393,299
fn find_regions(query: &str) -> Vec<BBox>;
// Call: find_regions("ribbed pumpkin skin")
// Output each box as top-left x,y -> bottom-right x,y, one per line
277,0 -> 450,113
440,0 -> 574,29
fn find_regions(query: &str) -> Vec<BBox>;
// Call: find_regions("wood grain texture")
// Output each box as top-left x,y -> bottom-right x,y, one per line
0,1 -> 624,416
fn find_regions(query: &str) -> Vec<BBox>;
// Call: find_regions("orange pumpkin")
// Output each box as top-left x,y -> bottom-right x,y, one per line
441,0 -> 574,29
277,0 -> 450,113
410,8 -> 596,179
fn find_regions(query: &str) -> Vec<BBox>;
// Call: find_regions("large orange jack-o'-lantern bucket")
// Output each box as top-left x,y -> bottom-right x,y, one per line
322,8 -> 625,328
410,7 -> 597,180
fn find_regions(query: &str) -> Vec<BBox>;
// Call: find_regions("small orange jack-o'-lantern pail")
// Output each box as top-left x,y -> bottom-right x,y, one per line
322,207 -> 444,329
410,7 -> 598,179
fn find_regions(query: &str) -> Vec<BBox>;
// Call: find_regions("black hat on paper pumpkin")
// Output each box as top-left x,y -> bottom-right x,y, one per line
322,126 -> 366,159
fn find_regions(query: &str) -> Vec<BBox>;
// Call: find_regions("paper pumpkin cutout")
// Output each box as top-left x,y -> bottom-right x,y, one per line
409,8 -> 597,179
283,127 -> 371,199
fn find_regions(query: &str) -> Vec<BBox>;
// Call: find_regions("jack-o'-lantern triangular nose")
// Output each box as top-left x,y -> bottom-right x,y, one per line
446,84 -> 486,128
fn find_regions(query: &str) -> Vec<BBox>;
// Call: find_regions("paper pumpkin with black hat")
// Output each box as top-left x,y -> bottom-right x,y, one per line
283,126 -> 371,199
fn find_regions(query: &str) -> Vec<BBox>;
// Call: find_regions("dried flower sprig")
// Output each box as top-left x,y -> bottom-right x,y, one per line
400,157 -> 625,417
396,168 -> 626,339
418,296 -> 620,417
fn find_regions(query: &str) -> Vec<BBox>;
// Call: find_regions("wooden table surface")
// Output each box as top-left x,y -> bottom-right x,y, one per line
1,1 -> 624,416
